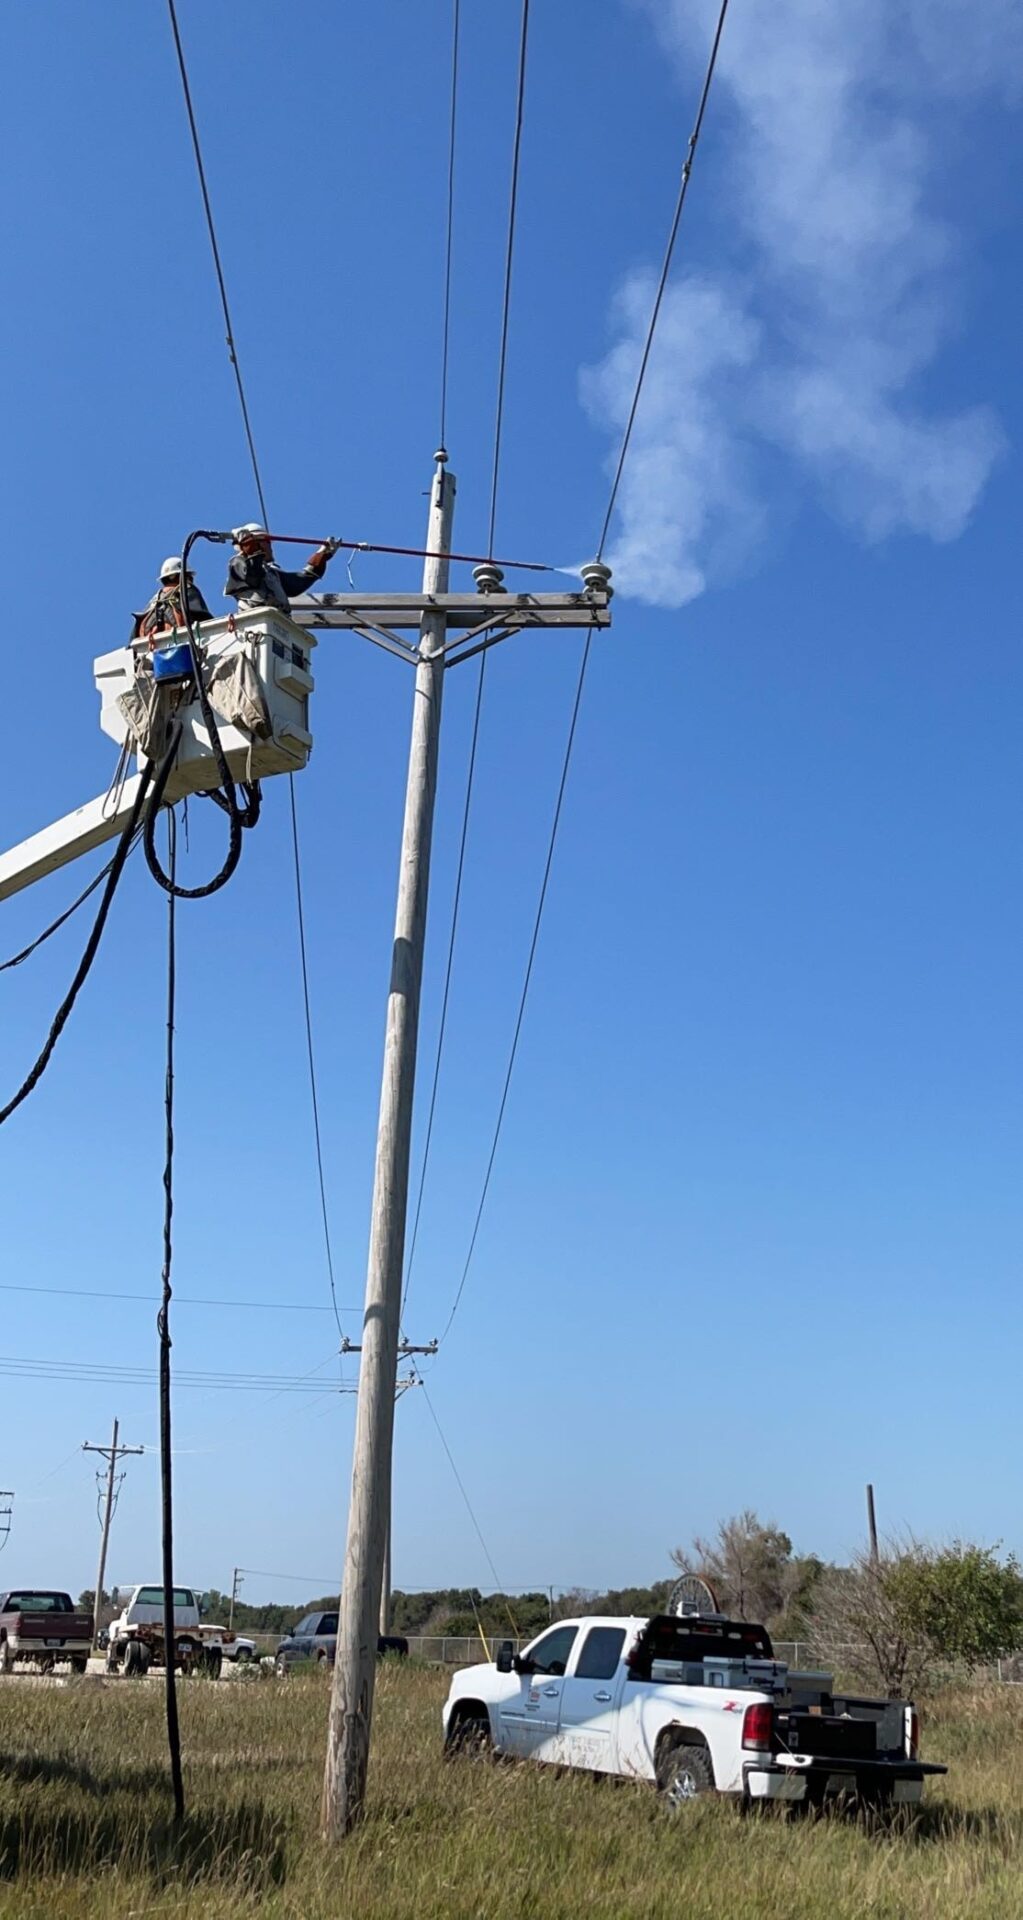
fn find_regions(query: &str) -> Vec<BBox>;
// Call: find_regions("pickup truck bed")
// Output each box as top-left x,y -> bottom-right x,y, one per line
0,1589 -> 93,1672
443,1612 -> 947,1810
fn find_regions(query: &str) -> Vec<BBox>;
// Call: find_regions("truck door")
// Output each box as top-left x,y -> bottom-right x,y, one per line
554,1626 -> 627,1771
497,1624 -> 579,1760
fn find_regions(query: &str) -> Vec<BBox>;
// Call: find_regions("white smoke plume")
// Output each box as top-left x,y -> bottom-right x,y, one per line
581,0 -> 1015,606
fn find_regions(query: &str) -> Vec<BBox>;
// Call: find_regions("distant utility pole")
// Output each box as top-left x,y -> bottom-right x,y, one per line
83,1419 -> 144,1647
229,1567 -> 243,1633
318,451 -> 612,1839
866,1483 -> 879,1565
0,1490 -> 12,1553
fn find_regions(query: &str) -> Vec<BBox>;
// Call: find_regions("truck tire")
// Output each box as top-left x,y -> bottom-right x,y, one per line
70,1656 -> 88,1675
445,1707 -> 492,1757
658,1743 -> 715,1808
123,1639 -> 145,1677
203,1647 -> 223,1679
0,1639 -> 12,1675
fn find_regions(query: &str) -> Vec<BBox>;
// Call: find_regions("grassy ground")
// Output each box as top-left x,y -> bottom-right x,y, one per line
1,1665 -> 1022,1918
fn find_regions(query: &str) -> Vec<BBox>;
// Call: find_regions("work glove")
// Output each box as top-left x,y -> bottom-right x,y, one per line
308,545 -> 333,573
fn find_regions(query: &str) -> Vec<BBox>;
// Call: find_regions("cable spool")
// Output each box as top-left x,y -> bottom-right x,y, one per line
667,1573 -> 720,1618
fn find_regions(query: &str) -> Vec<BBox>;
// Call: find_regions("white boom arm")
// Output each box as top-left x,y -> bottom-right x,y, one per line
0,779 -> 148,903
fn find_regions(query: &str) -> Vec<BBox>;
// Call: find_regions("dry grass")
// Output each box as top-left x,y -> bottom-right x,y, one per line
1,1665 -> 1023,1918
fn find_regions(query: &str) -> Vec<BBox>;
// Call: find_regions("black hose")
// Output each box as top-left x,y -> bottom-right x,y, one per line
142,528 -> 261,899
158,806 -> 185,1822
0,764 -> 154,1128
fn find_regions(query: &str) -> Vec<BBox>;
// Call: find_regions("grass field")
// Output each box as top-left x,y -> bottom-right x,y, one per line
1,1665 -> 1023,1918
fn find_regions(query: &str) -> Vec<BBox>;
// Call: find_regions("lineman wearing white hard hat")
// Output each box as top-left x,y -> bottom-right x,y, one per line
130,556 -> 212,642
224,524 -> 338,615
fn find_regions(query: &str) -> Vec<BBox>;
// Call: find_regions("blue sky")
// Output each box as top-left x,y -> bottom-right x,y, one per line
1,0 -> 1021,1609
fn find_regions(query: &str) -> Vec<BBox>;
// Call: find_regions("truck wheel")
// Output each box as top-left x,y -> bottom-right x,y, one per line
203,1647 -> 223,1679
0,1639 -> 12,1675
445,1709 -> 492,1757
123,1639 -> 145,1677
658,1744 -> 715,1808
70,1656 -> 88,1675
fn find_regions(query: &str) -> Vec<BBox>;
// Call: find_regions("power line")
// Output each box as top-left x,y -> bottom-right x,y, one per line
487,0 -> 532,557
419,1379 -> 519,1634
165,4 -> 344,1360
289,779 -> 344,1343
0,1281 -> 357,1313
405,0 -> 532,1310
0,1354 -> 354,1394
438,0 -> 461,451
401,657 -> 485,1318
596,0 -> 732,559
438,621 -> 595,1344
165,0 -> 269,524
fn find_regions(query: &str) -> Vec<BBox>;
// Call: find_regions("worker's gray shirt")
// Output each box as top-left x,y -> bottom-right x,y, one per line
224,553 -> 324,614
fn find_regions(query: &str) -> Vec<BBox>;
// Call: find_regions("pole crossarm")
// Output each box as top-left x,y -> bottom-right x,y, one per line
339,1338 -> 438,1357
289,591 -> 611,666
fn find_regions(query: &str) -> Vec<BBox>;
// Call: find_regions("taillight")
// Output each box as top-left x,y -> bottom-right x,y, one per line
906,1708 -> 919,1759
742,1702 -> 774,1751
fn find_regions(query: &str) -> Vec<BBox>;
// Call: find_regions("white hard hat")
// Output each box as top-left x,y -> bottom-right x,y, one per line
159,555 -> 188,581
233,523 -> 270,544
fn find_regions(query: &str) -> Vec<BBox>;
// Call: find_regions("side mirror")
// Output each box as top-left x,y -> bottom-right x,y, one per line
495,1640 -> 514,1673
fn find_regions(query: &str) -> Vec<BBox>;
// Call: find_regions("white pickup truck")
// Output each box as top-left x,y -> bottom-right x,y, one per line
106,1584 -> 222,1678
443,1612 -> 946,1810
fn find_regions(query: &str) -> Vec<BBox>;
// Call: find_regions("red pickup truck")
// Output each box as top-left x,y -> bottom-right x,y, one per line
0,1589 -> 93,1673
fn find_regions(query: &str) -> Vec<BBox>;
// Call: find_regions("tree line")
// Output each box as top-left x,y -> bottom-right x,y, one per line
77,1512 -> 1023,1690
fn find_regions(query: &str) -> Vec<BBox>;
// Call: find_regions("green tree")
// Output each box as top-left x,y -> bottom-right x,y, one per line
809,1541 -> 1023,1695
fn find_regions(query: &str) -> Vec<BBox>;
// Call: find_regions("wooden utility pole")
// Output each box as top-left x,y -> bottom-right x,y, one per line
83,1419 -> 144,1648
866,1483 -> 879,1565
313,462 -> 612,1840
229,1567 -> 242,1633
322,457 -> 455,1837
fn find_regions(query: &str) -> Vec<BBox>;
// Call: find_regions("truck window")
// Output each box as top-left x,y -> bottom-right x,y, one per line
522,1625 -> 578,1676
135,1587 -> 195,1608
5,1592 -> 73,1614
575,1626 -> 626,1680
317,1614 -> 339,1635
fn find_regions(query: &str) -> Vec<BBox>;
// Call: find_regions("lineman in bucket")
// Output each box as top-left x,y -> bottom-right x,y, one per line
225,524 -> 338,614
131,556 -> 212,641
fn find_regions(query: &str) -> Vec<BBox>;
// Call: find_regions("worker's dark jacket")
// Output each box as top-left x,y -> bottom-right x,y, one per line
130,584 -> 212,641
224,552 -> 327,615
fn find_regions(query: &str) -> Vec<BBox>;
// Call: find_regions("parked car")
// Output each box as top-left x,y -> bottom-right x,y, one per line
443,1611 -> 947,1811
106,1585 -> 222,1677
0,1590 -> 93,1674
275,1610 -> 338,1674
274,1612 -> 408,1675
202,1624 -> 259,1663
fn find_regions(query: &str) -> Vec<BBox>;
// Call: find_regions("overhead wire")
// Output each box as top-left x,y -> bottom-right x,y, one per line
164,0 -> 270,527
431,0 -> 731,1338
165,12 -> 343,1360
419,1379 -> 519,1635
595,0 -> 732,559
0,1281 -> 357,1313
0,1356 -> 353,1394
403,0 -> 532,1317
438,0 -> 461,452
438,617 -> 595,1345
289,780 -> 344,1343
